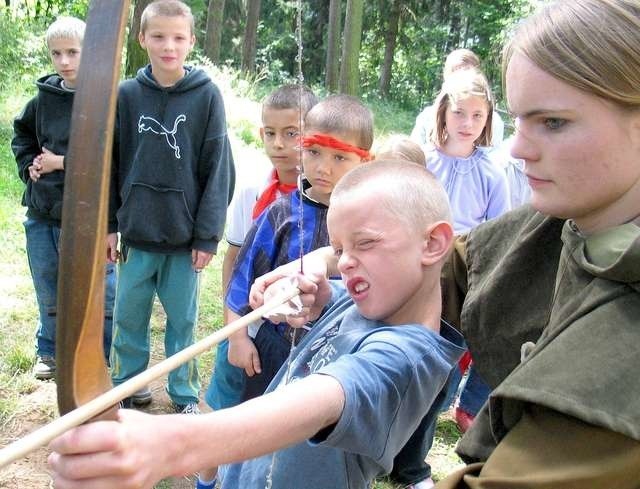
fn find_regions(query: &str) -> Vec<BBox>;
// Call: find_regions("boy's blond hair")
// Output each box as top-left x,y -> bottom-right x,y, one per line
430,69 -> 494,148
376,135 -> 426,167
140,0 -> 195,35
304,94 -> 374,151
262,84 -> 318,121
332,159 -> 451,230
46,16 -> 85,47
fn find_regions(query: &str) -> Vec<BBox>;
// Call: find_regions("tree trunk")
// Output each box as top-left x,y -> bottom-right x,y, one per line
378,0 -> 400,97
324,0 -> 341,93
338,0 -> 364,95
205,0 -> 225,64
125,0 -> 153,77
241,0 -> 261,73
444,0 -> 462,54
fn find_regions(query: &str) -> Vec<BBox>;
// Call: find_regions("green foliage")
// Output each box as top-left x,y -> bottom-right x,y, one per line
0,12 -> 49,91
363,95 -> 415,138
204,0 -> 533,111
2,0 -> 533,113
4,345 -> 34,375
233,119 -> 262,148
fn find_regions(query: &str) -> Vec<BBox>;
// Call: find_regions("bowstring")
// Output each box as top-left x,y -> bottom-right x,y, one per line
296,0 -> 305,276
264,1 -> 305,487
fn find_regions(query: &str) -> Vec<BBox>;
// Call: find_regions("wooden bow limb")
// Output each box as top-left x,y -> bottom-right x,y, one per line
0,284 -> 300,469
55,0 -> 131,418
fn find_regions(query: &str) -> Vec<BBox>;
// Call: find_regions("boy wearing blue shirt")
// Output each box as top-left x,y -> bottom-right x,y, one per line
50,160 -> 464,489
206,84 -> 317,416
198,94 -> 374,489
225,94 -> 374,398
108,0 -> 235,413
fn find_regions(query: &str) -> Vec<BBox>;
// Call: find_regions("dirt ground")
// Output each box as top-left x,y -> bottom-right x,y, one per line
0,356 -> 206,489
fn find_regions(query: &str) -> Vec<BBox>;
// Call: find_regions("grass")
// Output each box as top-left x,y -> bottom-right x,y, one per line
0,69 -> 463,488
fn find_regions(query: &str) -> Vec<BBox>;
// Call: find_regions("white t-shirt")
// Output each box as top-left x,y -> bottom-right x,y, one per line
225,166 -> 273,246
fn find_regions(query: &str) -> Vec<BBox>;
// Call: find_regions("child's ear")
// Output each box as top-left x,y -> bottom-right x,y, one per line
421,221 -> 454,266
138,31 -> 147,48
259,127 -> 265,143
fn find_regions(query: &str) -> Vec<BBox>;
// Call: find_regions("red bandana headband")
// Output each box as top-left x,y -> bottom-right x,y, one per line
302,133 -> 372,161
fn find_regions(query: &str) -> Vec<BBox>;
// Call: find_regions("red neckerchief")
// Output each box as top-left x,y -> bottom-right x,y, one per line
458,351 -> 472,373
302,133 -> 372,161
252,169 -> 298,220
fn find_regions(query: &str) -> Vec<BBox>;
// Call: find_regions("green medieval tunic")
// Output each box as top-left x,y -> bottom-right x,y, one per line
438,205 -> 640,488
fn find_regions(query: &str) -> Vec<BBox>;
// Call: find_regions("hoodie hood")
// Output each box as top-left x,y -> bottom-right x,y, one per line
35,73 -> 71,95
565,220 -> 640,286
135,64 -> 211,93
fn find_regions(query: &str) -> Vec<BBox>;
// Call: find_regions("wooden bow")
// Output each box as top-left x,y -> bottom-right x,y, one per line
55,0 -> 130,419
0,0 -> 304,469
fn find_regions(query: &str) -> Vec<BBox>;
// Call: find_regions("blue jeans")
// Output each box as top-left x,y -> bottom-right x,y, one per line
24,218 -> 115,359
110,247 -> 200,405
205,339 -> 245,409
390,367 -> 455,485
458,364 -> 491,415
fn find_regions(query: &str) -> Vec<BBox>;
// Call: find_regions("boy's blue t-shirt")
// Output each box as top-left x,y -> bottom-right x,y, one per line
221,288 -> 465,489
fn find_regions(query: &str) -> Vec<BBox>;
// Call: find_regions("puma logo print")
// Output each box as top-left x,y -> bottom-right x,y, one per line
138,114 -> 186,159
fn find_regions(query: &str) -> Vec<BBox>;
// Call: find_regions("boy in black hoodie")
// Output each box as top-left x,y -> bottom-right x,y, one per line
108,0 -> 235,413
12,16 -> 116,380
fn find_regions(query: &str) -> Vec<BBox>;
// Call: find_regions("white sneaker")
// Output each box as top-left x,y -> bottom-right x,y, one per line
33,355 -> 56,380
406,478 -> 435,489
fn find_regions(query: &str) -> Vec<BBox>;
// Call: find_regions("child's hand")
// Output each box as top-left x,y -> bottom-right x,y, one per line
228,334 -> 261,376
28,161 -> 42,182
192,249 -> 214,273
251,272 -> 331,328
48,409 -> 170,488
106,233 -> 119,263
37,147 -> 64,174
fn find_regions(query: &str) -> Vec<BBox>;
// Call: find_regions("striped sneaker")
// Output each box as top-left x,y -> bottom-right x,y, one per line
174,402 -> 200,415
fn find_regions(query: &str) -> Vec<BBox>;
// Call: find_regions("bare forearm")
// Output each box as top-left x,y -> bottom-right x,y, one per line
222,245 -> 240,324
222,245 -> 240,294
173,374 -> 345,476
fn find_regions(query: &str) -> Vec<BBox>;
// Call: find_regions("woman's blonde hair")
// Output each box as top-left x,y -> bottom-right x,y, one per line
502,0 -> 640,110
429,69 -> 494,148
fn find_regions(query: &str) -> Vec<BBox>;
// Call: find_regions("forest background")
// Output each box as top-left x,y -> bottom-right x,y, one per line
1,0 -> 535,110
0,0 -> 533,487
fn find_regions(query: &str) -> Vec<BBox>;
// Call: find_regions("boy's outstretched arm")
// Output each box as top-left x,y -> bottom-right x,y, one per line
49,374 -> 345,489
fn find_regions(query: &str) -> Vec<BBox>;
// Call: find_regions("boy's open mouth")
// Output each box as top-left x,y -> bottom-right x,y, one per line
347,278 -> 370,299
